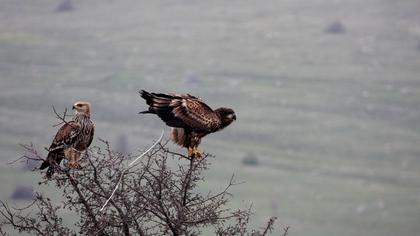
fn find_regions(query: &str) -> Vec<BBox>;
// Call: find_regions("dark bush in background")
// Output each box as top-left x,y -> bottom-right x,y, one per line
55,0 -> 74,13
10,185 -> 33,201
242,152 -> 259,167
325,20 -> 346,34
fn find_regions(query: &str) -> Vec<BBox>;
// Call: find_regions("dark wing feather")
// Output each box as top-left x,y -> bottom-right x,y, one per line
140,90 -> 185,127
140,90 -> 221,131
86,123 -> 95,148
49,121 -> 81,151
40,121 -> 80,172
172,99 -> 220,131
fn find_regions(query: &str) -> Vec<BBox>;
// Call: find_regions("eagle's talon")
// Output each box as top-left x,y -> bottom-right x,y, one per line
187,147 -> 195,159
187,147 -> 202,159
194,149 -> 203,159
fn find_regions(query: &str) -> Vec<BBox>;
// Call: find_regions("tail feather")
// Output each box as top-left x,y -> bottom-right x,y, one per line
139,110 -> 152,114
140,90 -> 177,104
139,90 -> 186,127
40,151 -> 64,178
139,90 -> 175,114
39,160 -> 49,170
139,90 -> 154,105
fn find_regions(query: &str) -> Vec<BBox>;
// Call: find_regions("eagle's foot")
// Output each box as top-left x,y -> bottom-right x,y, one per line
187,147 -> 203,159
187,147 -> 194,159
194,149 -> 203,159
191,148 -> 203,159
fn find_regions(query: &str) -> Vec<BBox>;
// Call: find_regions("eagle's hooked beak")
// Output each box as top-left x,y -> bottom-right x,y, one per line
232,114 -> 237,120
72,105 -> 76,110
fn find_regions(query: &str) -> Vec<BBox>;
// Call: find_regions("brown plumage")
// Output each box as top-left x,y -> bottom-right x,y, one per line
40,101 -> 95,178
139,90 -> 236,158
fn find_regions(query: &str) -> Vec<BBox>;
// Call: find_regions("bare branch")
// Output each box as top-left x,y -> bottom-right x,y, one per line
2,137 -> 281,236
100,130 -> 164,211
52,106 -> 71,127
282,226 -> 290,236
262,217 -> 278,236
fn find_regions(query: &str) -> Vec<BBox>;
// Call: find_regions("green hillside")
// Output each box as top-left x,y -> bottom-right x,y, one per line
1,0 -> 420,235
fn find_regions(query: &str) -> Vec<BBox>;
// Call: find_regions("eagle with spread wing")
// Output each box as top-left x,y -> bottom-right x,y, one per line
139,90 -> 236,158
40,101 -> 95,178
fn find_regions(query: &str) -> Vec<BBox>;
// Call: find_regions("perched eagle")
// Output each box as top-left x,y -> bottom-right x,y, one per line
40,101 -> 95,178
139,90 -> 236,158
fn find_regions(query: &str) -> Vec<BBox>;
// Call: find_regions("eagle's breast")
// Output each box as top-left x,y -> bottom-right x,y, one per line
73,115 -> 94,151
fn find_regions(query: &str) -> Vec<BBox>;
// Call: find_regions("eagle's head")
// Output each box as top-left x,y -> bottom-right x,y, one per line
72,101 -> 91,116
215,107 -> 236,128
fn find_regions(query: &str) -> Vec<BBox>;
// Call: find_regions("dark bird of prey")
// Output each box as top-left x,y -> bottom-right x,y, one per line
139,90 -> 236,158
40,101 -> 95,178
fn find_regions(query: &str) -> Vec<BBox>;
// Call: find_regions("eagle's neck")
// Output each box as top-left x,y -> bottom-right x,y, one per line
73,113 -> 90,123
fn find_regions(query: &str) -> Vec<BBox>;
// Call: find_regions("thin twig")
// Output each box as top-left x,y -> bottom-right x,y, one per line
282,226 -> 290,236
52,106 -> 70,127
100,130 -> 164,212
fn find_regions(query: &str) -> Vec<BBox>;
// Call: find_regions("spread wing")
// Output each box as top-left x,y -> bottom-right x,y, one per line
140,90 -> 221,132
49,121 -> 81,152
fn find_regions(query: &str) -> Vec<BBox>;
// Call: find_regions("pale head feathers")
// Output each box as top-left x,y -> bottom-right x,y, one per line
72,101 -> 91,116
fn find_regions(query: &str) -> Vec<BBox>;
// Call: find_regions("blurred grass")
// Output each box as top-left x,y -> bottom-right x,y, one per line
1,0 -> 420,235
